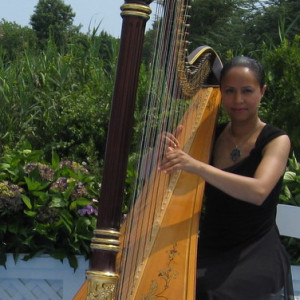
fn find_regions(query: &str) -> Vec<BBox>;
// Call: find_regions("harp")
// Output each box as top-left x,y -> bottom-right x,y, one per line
74,0 -> 222,299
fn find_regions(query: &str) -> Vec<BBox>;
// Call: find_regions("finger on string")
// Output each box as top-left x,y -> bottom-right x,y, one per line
159,147 -> 174,171
163,163 -> 178,174
173,124 -> 183,148
165,147 -> 175,156
174,124 -> 183,138
162,133 -> 177,149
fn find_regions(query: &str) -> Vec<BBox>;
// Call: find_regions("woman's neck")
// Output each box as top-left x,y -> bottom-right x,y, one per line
230,118 -> 262,139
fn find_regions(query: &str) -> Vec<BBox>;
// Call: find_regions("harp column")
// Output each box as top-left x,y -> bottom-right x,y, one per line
85,1 -> 153,299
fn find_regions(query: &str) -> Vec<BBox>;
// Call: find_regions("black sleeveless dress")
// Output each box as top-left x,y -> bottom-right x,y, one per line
196,124 -> 294,300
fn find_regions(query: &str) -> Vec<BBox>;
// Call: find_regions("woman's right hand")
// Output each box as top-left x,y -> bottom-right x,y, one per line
155,125 -> 183,155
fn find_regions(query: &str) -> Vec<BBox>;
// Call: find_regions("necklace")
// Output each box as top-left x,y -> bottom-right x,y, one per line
229,121 -> 260,162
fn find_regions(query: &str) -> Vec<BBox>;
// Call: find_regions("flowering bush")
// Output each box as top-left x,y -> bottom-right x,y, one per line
0,143 -> 99,269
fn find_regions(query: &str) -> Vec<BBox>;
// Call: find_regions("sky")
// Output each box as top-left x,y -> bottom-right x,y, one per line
1,0 -> 156,38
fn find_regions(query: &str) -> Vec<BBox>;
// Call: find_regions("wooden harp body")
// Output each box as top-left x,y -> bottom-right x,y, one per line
74,1 -> 222,299
117,86 -> 221,300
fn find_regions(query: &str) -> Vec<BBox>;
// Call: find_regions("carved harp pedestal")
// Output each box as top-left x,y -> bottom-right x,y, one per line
73,1 -> 222,299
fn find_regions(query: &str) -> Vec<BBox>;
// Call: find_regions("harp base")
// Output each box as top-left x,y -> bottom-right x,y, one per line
86,270 -> 119,300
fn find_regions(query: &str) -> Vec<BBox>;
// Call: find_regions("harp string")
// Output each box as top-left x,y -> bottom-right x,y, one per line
117,1 -> 192,298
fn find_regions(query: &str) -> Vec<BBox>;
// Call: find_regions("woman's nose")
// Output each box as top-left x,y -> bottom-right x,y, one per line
234,91 -> 244,103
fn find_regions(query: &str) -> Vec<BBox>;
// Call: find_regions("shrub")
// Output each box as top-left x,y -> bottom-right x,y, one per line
0,142 -> 100,269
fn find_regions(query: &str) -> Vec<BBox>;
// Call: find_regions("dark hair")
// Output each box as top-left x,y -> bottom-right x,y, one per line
220,56 -> 265,89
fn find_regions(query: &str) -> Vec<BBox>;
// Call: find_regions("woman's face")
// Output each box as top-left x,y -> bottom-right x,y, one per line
220,66 -> 266,122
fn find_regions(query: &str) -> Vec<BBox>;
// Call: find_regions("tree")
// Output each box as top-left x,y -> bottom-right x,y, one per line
30,0 -> 78,48
243,0 -> 300,51
188,0 -> 260,58
0,19 -> 37,62
187,0 -> 300,58
143,0 -> 261,62
261,36 -> 300,156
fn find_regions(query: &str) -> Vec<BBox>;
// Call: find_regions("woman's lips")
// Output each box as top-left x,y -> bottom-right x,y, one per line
232,108 -> 247,112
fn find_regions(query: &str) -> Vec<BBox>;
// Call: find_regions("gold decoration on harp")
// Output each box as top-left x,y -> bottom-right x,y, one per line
175,4 -> 220,98
143,243 -> 180,299
86,270 -> 119,300
90,229 -> 121,252
121,4 -> 152,20
178,46 -> 215,98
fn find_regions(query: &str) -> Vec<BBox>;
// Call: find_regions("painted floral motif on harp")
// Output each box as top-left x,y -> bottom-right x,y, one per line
142,243 -> 179,300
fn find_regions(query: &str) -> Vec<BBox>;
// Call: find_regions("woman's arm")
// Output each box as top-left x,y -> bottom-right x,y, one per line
159,134 -> 290,206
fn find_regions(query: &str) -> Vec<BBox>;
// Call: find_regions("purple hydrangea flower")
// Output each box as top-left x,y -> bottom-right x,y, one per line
59,160 -> 89,174
24,163 -> 55,181
0,181 -> 24,213
50,177 -> 87,200
78,204 -> 98,216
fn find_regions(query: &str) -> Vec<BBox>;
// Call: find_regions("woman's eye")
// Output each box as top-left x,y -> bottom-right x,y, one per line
224,88 -> 234,93
243,88 -> 254,94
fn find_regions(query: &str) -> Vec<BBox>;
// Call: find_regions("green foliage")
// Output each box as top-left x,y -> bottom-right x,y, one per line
143,0 -> 300,62
280,153 -> 300,265
0,30 -> 119,174
261,35 -> 300,156
0,143 -> 99,269
188,0 -> 248,57
0,19 -> 37,63
280,153 -> 300,206
245,0 -> 300,49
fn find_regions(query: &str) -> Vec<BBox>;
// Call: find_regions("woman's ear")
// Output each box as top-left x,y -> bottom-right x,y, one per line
261,84 -> 267,97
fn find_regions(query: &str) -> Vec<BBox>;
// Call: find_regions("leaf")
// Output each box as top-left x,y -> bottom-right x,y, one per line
51,152 -> 60,170
24,210 -> 37,217
0,163 -> 11,171
32,190 -> 50,203
67,254 -> 78,271
69,198 -> 91,211
63,181 -> 76,200
23,251 -> 45,261
74,198 -> 91,206
76,233 -> 92,241
295,194 -> 300,206
24,176 -> 44,191
50,196 -> 67,208
0,222 -> 7,232
51,249 -> 67,261
282,185 -> 292,199
21,194 -> 32,209
283,171 -> 296,182
69,201 -> 77,211
279,194 -> 288,202
289,153 -> 299,171
7,223 -> 19,234
60,210 -> 73,233
0,252 -> 7,268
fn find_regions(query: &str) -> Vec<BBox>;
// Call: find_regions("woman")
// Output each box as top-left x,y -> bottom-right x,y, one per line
159,56 -> 294,300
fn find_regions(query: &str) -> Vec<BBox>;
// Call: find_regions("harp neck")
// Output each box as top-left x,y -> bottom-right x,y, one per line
90,0 -> 152,273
